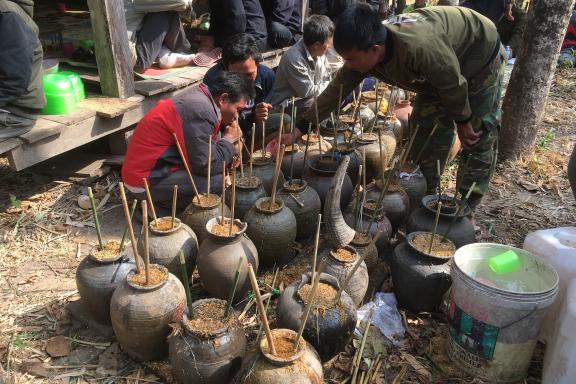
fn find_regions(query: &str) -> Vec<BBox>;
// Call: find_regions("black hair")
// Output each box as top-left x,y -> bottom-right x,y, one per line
205,71 -> 255,103
221,33 -> 262,68
303,15 -> 335,46
333,4 -> 388,53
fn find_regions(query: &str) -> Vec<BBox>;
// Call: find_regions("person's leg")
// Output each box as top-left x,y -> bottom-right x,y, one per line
268,21 -> 294,48
558,47 -> 576,68
254,113 -> 292,149
243,0 -> 268,51
0,111 -> 35,139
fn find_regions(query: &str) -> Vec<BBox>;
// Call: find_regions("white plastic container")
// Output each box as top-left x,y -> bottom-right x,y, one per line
542,278 -> 576,384
523,227 -> 576,342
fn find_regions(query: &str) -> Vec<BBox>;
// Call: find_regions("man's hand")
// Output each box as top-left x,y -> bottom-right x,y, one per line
254,102 -> 272,123
223,118 -> 243,154
378,0 -> 389,18
457,121 -> 481,149
504,3 -> 514,21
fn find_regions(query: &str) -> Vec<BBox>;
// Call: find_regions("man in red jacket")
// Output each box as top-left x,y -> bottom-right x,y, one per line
122,71 -> 255,212
559,7 -> 576,68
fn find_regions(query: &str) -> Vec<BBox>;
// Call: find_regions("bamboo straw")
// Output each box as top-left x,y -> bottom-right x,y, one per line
278,105 -> 286,145
300,123 -> 312,177
352,309 -> 375,384
172,133 -> 200,201
399,125 -> 420,170
318,134 -> 323,157
256,266 -> 279,340
247,263 -> 276,355
337,84 -> 343,117
142,200 -> 150,285
229,168 -> 236,235
294,258 -> 326,349
269,145 -> 285,210
239,137 -> 244,177
437,159 -> 442,203
443,181 -> 476,240
224,256 -> 243,318
313,96 -> 320,132
119,183 -> 141,274
262,121 -> 266,159
207,136 -> 212,196
365,158 -> 397,235
290,113 -> 296,182
171,185 -> 178,229
221,160 -> 226,225
179,250 -> 193,317
87,187 -> 104,250
367,82 -> 383,134
249,123 -> 256,179
414,124 -> 438,165
119,199 -> 137,252
311,213 -> 322,282
428,201 -> 443,254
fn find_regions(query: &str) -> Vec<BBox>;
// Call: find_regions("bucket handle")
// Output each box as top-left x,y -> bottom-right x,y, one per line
499,306 -> 538,330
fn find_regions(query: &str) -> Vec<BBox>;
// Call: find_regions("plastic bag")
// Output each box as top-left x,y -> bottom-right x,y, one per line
356,292 -> 405,346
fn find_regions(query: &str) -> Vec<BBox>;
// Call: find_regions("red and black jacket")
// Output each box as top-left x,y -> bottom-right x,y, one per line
122,84 -> 235,187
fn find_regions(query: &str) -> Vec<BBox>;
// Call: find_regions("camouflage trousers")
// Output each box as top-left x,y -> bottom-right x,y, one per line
408,45 -> 506,209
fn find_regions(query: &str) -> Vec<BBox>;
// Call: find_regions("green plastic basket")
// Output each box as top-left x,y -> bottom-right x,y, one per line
41,74 -> 77,115
59,71 -> 85,102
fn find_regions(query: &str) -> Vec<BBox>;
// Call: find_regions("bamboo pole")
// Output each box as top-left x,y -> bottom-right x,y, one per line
294,258 -> 326,349
337,84 -> 343,117
172,132 -> 200,201
262,121 -> 266,159
119,183 -> 141,274
428,202 -> 442,254
87,187 -> 104,250
221,160 -> 226,225
365,158 -> 397,235
437,159 -> 442,203
300,123 -> 312,177
224,257 -> 243,318
311,213 -> 322,282
269,144 -> 285,210
249,123 -> 256,179
119,199 -> 137,252
399,125 -> 420,170
179,251 -> 193,317
142,200 -> 150,285
352,309 -> 375,384
207,136 -> 212,196
247,263 -> 276,355
414,124 -> 438,165
171,185 -> 178,229
443,181 -> 476,240
229,167 -> 236,235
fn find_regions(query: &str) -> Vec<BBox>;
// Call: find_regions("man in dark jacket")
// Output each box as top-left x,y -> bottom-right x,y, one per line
0,0 -> 45,139
209,0 -> 268,51
122,72 -> 255,210
260,0 -> 302,48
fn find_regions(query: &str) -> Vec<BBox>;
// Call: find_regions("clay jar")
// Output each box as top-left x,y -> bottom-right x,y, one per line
239,328 -> 323,384
390,231 -> 454,312
298,133 -> 332,158
280,144 -> 306,180
322,245 -> 368,306
277,179 -> 321,240
197,218 -> 258,302
226,175 -> 267,220
359,130 -> 397,181
276,273 -> 357,361
182,194 -> 230,245
169,299 -> 246,384
333,143 -> 363,186
395,163 -> 427,212
251,156 -> 285,194
110,265 -> 186,361
244,197 -> 297,267
366,181 -> 410,233
303,154 -> 353,210
343,200 -> 392,258
137,217 -> 198,281
394,100 -> 412,137
76,244 -> 135,325
350,232 -> 379,273
406,194 -> 475,248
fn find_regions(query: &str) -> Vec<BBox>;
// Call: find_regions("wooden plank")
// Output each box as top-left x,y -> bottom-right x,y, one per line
41,107 -> 96,126
19,118 -> 65,144
173,66 -> 207,81
165,76 -> 194,89
87,0 -> 135,98
0,138 -> 22,154
79,95 -> 141,118
134,80 -> 175,96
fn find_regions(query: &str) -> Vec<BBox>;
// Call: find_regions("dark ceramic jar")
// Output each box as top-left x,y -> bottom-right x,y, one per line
395,163 -> 427,212
333,143 -> 363,186
277,179 -> 321,240
280,144 -> 306,180
182,194 -> 230,245
251,156 -> 285,194
322,245 -> 368,306
226,175 -> 267,220
343,200 -> 392,259
366,181 -> 410,232
303,154 -> 353,210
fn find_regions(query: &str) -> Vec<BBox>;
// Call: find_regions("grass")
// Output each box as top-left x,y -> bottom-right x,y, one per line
537,128 -> 555,150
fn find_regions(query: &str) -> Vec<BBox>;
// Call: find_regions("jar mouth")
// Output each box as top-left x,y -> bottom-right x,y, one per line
308,154 -> 339,175
356,133 -> 378,144
282,179 -> 307,193
421,194 -> 470,217
351,232 -> 372,247
126,264 -> 169,291
252,155 -> 272,166
283,144 -> 300,153
260,328 -> 305,365
192,193 -> 220,209
206,217 -> 247,238
149,217 -> 181,235
406,231 -> 455,260
88,241 -> 126,263
362,199 -> 384,216
236,175 -> 262,190
329,245 -> 359,264
255,197 -> 284,214
183,298 -> 234,338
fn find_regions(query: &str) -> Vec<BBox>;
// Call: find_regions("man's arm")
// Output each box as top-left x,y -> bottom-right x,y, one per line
282,57 -> 328,100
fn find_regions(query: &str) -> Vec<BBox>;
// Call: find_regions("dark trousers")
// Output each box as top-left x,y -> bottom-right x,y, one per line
135,11 -> 191,72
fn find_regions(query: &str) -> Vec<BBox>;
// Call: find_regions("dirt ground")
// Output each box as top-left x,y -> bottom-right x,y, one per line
0,68 -> 574,384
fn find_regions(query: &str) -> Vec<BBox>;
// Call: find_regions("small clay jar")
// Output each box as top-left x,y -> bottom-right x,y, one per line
366,181 -> 410,232
276,273 -> 357,361
280,144 -> 306,180
333,143 -> 363,186
343,200 -> 392,258
298,133 -> 332,159
137,217 -> 198,281
303,154 -> 353,210
76,244 -> 135,325
390,231 -> 454,312
322,245 -> 368,306
406,195 -> 475,248
361,130 -> 397,181
276,179 -> 321,240
110,265 -> 186,361
169,299 -> 246,384
226,175 -> 267,220
350,232 -> 379,273
244,197 -> 297,267
395,163 -> 427,212
182,194 -> 231,245
251,156 -> 285,194
394,100 -> 412,138
239,328 -> 323,384
197,218 -> 258,302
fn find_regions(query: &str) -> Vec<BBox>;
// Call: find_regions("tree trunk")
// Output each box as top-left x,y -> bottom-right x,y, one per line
499,0 -> 575,160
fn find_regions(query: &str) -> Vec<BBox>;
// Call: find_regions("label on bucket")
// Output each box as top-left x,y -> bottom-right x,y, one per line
448,299 -> 499,362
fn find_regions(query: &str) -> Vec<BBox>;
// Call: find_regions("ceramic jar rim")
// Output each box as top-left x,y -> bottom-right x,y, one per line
406,231 -> 455,261
205,217 -> 248,240
281,179 -> 307,193
126,264 -> 169,291
252,155 -> 272,166
191,193 -> 221,209
284,143 -> 300,153
356,133 -> 378,144
351,232 -> 372,247
255,197 -> 284,214
308,154 -> 339,175
182,298 -> 232,337
236,175 -> 263,190
329,245 -> 359,265
149,217 -> 182,235
421,194 -> 471,218
88,243 -> 126,263
259,328 -> 305,365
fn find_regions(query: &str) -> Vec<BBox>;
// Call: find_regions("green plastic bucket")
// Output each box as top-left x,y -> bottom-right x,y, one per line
59,71 -> 85,101
42,74 -> 77,115
448,243 -> 558,382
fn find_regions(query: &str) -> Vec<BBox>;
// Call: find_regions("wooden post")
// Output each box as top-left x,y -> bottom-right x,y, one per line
87,0 -> 135,98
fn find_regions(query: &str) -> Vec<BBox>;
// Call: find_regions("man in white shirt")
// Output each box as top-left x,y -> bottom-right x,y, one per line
270,15 -> 334,118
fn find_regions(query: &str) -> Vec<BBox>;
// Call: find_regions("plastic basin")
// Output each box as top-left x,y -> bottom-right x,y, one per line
59,71 -> 85,101
42,74 -> 77,115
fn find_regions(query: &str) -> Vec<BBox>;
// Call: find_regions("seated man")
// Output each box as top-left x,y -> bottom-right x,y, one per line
558,7 -> 576,68
209,0 -> 268,51
0,0 -> 45,139
124,0 -> 195,72
204,34 -> 289,146
122,72 -> 254,211
260,0 -> 302,48
271,15 -> 335,117
496,2 -> 527,59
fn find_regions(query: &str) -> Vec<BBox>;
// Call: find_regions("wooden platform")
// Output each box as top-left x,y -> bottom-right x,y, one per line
1,48 -> 287,171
